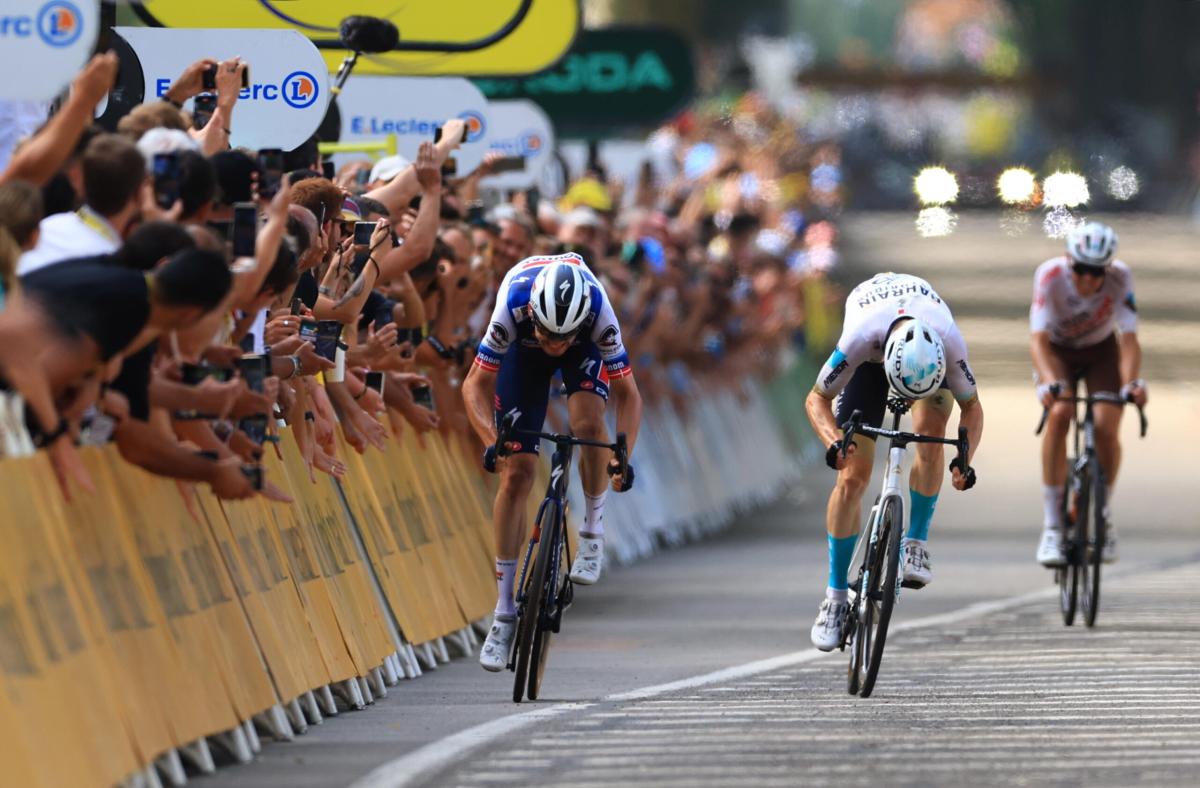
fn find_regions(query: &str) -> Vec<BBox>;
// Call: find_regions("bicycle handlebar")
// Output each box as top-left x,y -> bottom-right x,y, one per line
1034,387 -> 1148,438
494,413 -> 629,477
840,409 -> 969,469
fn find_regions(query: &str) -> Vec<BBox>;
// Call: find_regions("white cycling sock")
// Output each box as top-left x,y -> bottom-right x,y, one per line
582,491 -> 606,538
1042,484 -> 1064,529
494,559 -> 517,619
826,586 -> 848,602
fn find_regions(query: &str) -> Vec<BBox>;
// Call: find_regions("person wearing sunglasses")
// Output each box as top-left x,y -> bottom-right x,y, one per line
1030,221 -> 1146,567
461,252 -> 643,672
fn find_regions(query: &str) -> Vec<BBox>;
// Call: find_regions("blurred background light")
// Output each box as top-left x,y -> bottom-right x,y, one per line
1106,166 -> 1140,201
1042,206 -> 1081,239
997,167 -> 1036,204
916,206 -> 957,237
914,167 -> 959,206
1042,171 -> 1089,208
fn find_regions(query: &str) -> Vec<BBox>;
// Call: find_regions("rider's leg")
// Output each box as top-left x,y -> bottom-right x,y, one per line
826,436 -> 875,598
493,454 -> 539,617
908,390 -> 953,540
567,390 -> 610,537
1086,342 -> 1124,522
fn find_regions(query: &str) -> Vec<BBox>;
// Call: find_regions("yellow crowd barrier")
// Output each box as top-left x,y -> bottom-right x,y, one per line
0,425 -> 504,785
0,364 -> 815,785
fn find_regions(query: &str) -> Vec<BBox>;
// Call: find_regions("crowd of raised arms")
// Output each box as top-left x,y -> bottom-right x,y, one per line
0,54 -> 845,670
0,51 -> 1145,675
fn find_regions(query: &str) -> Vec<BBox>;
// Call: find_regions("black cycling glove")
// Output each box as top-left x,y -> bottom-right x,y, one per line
482,445 -> 498,473
608,459 -> 635,492
949,457 -> 977,489
825,439 -> 855,470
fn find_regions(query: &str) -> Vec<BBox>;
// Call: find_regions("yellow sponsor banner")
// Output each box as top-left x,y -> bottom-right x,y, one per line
215,491 -> 333,697
275,436 -> 394,672
0,454 -> 140,788
261,448 -> 361,683
400,432 -> 495,623
135,0 -> 580,76
338,435 -> 447,645
100,454 -> 244,740
383,435 -> 475,629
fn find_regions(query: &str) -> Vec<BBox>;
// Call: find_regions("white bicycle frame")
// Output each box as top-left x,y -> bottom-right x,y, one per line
847,444 -> 908,618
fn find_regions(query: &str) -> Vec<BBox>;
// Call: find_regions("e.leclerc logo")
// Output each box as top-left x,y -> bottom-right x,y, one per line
154,70 -> 320,109
519,130 -> 544,157
458,110 -> 486,143
281,70 -> 318,109
37,1 -> 81,47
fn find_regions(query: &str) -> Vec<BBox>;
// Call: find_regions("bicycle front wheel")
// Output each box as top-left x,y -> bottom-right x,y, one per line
513,501 -> 559,703
527,512 -> 567,701
1082,455 -> 1104,627
858,495 -> 904,699
1058,470 -> 1078,627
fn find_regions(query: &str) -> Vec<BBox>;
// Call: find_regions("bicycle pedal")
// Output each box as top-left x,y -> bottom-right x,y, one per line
900,578 -> 926,590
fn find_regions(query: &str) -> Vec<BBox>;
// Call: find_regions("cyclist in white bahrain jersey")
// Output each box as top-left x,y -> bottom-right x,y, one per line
804,272 -> 984,651
1030,221 -> 1146,567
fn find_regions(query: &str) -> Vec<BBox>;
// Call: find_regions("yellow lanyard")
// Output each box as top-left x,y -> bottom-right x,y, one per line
75,206 -> 120,245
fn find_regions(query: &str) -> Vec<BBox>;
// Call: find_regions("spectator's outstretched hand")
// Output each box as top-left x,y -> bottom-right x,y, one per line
164,58 -> 217,105
48,435 -> 95,503
73,52 -> 120,107
415,141 -> 441,192
215,57 -> 246,110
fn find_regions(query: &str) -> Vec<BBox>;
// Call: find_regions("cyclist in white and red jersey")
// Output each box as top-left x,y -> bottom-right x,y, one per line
462,253 -> 642,672
805,272 -> 983,651
1031,221 -> 1146,566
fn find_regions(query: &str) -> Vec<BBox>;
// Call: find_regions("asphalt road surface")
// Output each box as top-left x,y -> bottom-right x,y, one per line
206,212 -> 1200,788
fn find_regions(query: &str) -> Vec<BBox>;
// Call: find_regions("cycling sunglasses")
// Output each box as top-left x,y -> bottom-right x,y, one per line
533,323 -> 580,344
1071,262 -> 1106,278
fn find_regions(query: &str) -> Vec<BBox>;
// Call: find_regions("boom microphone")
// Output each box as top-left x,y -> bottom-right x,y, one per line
331,16 -> 400,95
340,16 -> 399,54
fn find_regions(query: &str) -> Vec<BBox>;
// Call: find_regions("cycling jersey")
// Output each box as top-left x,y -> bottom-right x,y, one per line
815,272 -> 977,402
1029,257 -> 1137,349
473,252 -> 632,378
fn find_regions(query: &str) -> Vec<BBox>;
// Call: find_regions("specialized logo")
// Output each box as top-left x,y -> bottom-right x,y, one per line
281,70 -> 319,109
558,278 -> 571,297
38,1 -> 81,47
458,110 -> 486,142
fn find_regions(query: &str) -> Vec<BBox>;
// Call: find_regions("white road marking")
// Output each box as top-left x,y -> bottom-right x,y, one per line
349,583 -> 1060,788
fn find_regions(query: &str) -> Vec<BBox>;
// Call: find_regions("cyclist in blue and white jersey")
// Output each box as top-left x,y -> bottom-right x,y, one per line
462,253 -> 643,672
804,272 -> 984,650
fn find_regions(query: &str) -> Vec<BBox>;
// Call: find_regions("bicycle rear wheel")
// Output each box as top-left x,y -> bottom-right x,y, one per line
512,501 -> 558,703
1082,456 -> 1104,628
857,496 -> 903,699
1058,471 -> 1078,627
527,512 -> 567,701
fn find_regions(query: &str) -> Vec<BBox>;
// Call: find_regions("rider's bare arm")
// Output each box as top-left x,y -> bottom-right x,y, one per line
1029,331 -> 1061,386
1118,332 -> 1142,389
805,388 -> 842,449
461,362 -> 498,447
609,371 -> 642,456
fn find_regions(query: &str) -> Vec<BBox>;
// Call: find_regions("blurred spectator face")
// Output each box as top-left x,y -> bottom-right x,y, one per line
83,135 -> 148,222
494,217 -> 532,275
441,226 -> 473,269
0,180 -> 44,251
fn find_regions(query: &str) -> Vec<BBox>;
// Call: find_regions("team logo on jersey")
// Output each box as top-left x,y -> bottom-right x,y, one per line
957,359 -> 976,386
1124,292 -> 1137,313
580,380 -> 594,390
488,322 -> 509,345
597,324 -> 619,350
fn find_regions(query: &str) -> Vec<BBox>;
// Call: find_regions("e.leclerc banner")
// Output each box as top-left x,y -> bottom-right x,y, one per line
335,77 -> 491,174
473,26 -> 695,137
479,100 -> 556,191
0,0 -> 100,101
113,27 -> 329,151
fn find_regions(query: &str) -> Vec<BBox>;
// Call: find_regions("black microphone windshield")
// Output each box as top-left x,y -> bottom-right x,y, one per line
339,16 -> 399,54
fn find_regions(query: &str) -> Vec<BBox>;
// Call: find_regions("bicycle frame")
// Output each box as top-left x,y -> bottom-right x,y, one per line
513,438 -> 575,640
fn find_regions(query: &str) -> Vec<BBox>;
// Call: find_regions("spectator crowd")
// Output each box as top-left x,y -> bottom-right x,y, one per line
0,52 -> 842,506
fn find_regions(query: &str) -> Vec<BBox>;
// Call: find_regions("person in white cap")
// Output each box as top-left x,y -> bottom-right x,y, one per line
366,154 -> 411,191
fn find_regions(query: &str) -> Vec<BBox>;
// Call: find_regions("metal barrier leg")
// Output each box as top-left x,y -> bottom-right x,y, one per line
258,702 -> 296,741
178,738 -> 215,774
243,718 -> 262,753
399,644 -> 421,678
280,695 -> 307,734
318,684 -> 338,716
435,637 -> 451,663
447,627 -> 472,658
335,678 -> 366,710
417,642 -> 438,670
371,666 -> 388,697
211,725 -> 253,764
302,690 -> 324,725
382,654 -> 399,685
154,749 -> 186,786
133,762 -> 166,788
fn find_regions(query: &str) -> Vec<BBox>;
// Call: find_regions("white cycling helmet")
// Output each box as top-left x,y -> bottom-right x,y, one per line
1066,221 -> 1118,268
530,261 -> 591,337
884,318 -> 946,399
